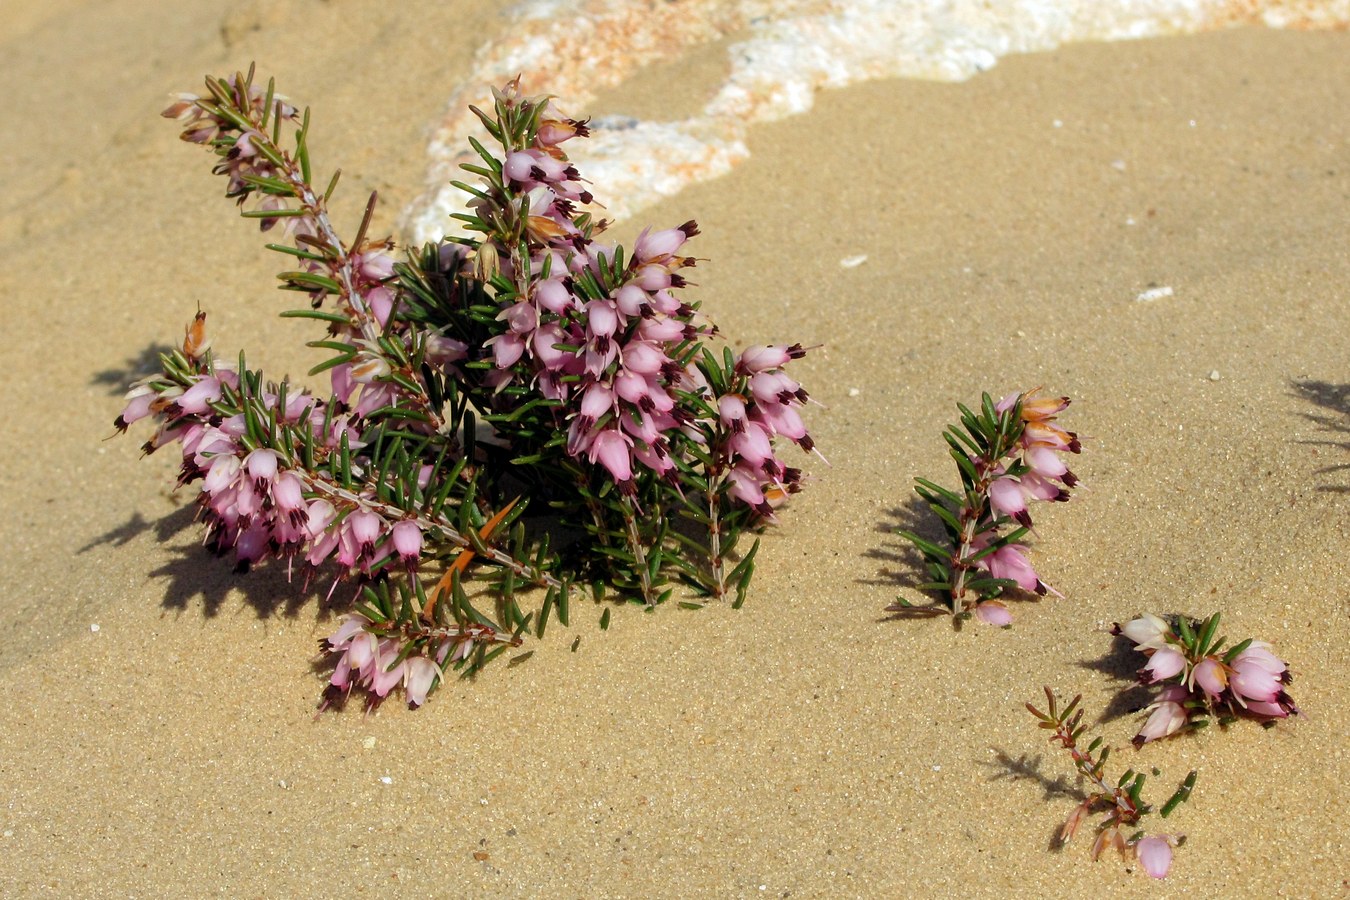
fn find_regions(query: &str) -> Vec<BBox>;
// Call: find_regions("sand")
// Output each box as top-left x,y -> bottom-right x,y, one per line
1,1 -> 1347,896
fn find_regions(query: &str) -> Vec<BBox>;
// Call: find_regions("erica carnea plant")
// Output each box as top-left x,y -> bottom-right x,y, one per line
1027,688 -> 1196,879
116,68 -> 815,710
1113,613 -> 1297,746
892,390 -> 1080,625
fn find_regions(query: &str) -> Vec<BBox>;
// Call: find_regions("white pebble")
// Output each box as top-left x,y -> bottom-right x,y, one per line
847,387 -> 860,398
89,624 -> 100,633
1208,370 -> 1221,381
380,776 -> 393,785
1135,286 -> 1173,303
1052,119 -> 1063,128
839,254 -> 867,269
362,736 -> 377,750
1111,159 -> 1127,172
278,779 -> 289,789
932,764 -> 942,772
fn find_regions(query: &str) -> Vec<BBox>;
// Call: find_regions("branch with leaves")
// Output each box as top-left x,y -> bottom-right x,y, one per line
891,390 -> 1080,626
1027,688 -> 1195,879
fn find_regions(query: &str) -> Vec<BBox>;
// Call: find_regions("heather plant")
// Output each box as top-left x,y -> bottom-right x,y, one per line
117,68 -> 815,710
892,390 -> 1080,625
1113,612 -> 1297,746
1027,688 -> 1197,879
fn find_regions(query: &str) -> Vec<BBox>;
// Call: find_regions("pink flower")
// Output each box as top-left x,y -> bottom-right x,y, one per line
423,333 -> 468,368
338,508 -> 384,569
978,543 -> 1046,595
988,476 -> 1031,527
1116,614 -> 1171,652
737,343 -> 805,375
718,394 -> 748,432
390,520 -> 423,564
367,640 -> 407,697
487,331 -> 526,368
1142,646 -> 1187,683
1133,684 -> 1189,747
1228,642 -> 1288,707
176,376 -> 224,415
1134,835 -> 1174,879
588,428 -> 633,485
404,657 -> 440,707
244,448 -> 279,489
727,463 -> 773,517
498,300 -> 538,335
1192,657 -> 1227,698
535,113 -> 588,147
272,472 -> 306,524
634,220 -> 697,263
974,600 -> 1013,627
1244,699 -> 1293,718
535,278 -> 574,314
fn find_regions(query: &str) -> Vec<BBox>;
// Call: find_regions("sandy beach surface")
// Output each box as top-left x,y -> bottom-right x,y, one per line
1,1 -> 1347,896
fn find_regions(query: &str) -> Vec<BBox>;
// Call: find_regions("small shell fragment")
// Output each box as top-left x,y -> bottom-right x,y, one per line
1135,286 -> 1174,303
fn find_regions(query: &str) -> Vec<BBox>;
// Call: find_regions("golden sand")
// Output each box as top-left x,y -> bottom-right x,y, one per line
0,1 -> 1345,895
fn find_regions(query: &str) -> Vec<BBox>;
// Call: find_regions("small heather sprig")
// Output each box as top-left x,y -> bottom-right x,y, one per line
118,68 -> 815,710
1027,688 -> 1196,879
1113,612 -> 1298,746
893,390 -> 1080,625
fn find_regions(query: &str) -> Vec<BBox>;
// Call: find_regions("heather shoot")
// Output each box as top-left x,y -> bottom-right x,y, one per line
1027,688 -> 1196,879
1114,612 -> 1297,746
117,68 -> 815,710
892,390 -> 1080,625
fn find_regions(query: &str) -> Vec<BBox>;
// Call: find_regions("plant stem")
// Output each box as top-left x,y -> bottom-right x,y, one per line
706,470 -> 727,598
619,495 -> 656,605
303,474 -> 563,590
948,457 -> 995,610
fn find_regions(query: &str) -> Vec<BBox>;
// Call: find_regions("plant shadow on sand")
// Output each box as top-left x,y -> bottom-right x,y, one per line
1291,378 -> 1350,492
983,748 -> 1086,850
88,341 -> 361,623
79,503 -> 335,621
1076,633 -> 1153,727
91,341 -> 175,396
862,495 -> 1045,628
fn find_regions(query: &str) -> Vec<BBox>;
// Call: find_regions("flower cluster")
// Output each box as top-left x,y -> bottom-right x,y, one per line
895,390 -> 1080,625
112,316 -> 498,591
460,80 -> 812,513
1027,688 -> 1195,879
118,68 -> 813,709
322,613 -> 515,709
1114,612 -> 1297,746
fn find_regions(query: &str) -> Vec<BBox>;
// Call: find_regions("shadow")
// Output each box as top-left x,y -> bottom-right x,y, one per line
1291,379 -> 1350,492
983,748 -> 1086,850
82,502 -> 336,621
1077,631 -> 1153,725
860,496 -> 936,589
984,748 -> 1086,802
865,497 -> 964,627
91,342 -> 174,395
